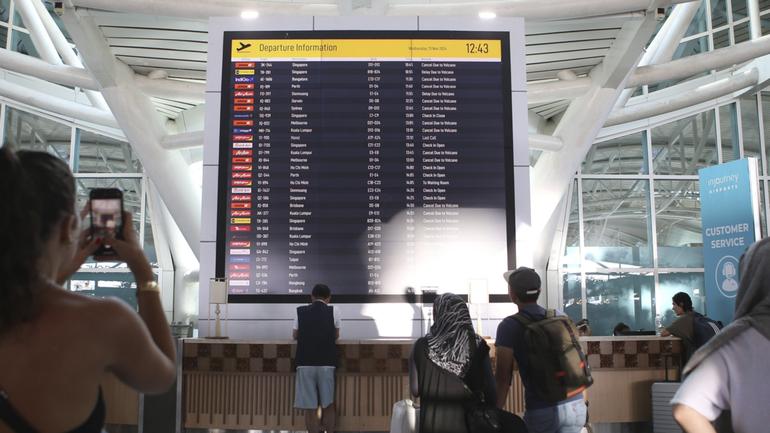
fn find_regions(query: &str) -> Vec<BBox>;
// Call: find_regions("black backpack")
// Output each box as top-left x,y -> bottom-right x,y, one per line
692,312 -> 723,349
513,310 -> 593,404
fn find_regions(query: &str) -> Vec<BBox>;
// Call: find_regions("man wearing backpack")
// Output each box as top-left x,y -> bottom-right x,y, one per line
495,267 -> 591,433
660,292 -> 722,363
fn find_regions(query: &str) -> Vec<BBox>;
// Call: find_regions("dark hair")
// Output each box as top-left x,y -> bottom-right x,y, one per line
672,292 -> 693,311
311,283 -> 331,299
613,322 -> 631,336
0,148 -> 76,334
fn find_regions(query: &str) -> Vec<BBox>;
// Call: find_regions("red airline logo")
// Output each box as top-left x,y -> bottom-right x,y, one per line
231,180 -> 252,187
232,164 -> 252,171
230,240 -> 251,247
232,157 -> 253,164
232,172 -> 251,179
229,263 -> 249,271
233,98 -> 254,104
231,210 -> 251,217
233,135 -> 253,141
231,194 -> 250,201
231,202 -> 251,209
235,62 -> 255,68
230,226 -> 250,232
229,272 -> 250,279
234,83 -> 254,90
234,91 -> 254,97
233,105 -> 253,112
232,149 -> 253,156
233,120 -> 254,126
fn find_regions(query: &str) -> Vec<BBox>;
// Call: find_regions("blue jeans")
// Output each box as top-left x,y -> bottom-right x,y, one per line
524,399 -> 587,433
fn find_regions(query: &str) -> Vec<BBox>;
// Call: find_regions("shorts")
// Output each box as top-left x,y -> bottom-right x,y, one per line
294,366 -> 336,409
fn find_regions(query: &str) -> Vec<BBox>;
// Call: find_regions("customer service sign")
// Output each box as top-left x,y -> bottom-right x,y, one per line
699,158 -> 761,324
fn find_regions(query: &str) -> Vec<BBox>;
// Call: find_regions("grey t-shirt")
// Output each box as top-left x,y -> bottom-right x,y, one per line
671,326 -> 770,433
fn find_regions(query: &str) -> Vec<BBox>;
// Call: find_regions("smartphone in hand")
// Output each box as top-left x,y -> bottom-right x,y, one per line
89,188 -> 124,260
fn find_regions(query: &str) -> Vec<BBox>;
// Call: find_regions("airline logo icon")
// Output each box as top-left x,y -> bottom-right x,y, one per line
233,128 -> 253,134
233,113 -> 253,119
230,225 -> 250,232
230,240 -> 251,248
229,263 -> 249,270
229,272 -> 250,279
231,194 -> 250,201
234,83 -> 254,90
234,98 -> 254,104
229,248 -> 251,255
232,172 -> 251,179
234,76 -> 254,83
232,157 -> 253,164
234,91 -> 254,97
233,119 -> 254,126
231,180 -> 252,188
233,134 -> 253,141
232,164 -> 252,171
232,142 -> 253,149
231,202 -> 251,209
229,280 -> 250,286
230,256 -> 250,263
235,62 -> 255,68
231,209 -> 251,217
232,149 -> 253,156
234,105 -> 253,112
231,187 -> 252,194
235,69 -> 255,75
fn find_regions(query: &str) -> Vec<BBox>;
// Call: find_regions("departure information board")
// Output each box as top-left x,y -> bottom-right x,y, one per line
217,31 -> 515,301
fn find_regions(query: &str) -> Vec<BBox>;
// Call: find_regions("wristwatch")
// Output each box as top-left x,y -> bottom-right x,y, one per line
138,281 -> 161,293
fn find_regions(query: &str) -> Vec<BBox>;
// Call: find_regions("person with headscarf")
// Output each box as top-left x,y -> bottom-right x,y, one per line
409,293 -> 526,433
671,237 -> 770,433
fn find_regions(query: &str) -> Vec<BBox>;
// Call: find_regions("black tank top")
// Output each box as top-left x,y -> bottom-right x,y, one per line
0,388 -> 105,433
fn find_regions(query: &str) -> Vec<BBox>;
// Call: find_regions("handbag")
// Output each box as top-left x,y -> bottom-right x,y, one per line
390,399 -> 419,433
465,394 -> 502,433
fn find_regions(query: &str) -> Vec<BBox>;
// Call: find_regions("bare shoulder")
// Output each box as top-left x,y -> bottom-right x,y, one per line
45,290 -> 138,334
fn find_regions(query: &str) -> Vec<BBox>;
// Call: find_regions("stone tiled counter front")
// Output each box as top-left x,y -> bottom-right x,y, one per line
180,337 -> 681,429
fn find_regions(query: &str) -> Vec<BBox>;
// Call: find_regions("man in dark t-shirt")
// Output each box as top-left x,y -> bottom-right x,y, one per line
495,267 -> 586,433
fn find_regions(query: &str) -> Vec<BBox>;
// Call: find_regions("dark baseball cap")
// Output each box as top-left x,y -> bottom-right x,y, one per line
503,267 -> 541,296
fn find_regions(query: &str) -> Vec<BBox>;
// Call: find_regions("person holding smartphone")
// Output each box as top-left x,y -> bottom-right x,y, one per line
0,148 -> 176,432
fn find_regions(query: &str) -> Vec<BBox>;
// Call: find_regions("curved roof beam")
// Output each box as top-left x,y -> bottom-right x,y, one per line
70,0 -> 339,18
0,48 -> 97,88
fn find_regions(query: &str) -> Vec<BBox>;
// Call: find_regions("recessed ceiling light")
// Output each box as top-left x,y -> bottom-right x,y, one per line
241,10 -> 259,19
479,11 -> 496,19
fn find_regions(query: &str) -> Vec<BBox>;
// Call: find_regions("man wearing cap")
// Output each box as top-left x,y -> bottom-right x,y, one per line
495,267 -> 587,433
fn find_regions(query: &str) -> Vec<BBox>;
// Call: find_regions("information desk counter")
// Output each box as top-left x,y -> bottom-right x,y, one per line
103,336 -> 681,430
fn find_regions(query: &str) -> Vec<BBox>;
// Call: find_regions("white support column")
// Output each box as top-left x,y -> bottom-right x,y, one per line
0,48 -> 97,89
29,0 -> 109,111
748,0 -> 762,40
61,6 -> 202,258
530,13 -> 659,273
615,1 -> 703,109
13,0 -> 62,65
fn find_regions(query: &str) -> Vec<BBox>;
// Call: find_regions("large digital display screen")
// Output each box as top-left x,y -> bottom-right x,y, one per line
217,31 -> 515,302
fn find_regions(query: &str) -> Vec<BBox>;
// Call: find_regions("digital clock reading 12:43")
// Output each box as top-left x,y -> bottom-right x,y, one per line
465,42 -> 490,54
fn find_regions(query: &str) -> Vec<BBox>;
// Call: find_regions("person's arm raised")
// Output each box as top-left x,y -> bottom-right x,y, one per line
104,212 -> 176,393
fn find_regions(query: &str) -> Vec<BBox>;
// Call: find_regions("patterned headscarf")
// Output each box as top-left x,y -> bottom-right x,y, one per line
684,237 -> 770,375
426,293 -> 481,378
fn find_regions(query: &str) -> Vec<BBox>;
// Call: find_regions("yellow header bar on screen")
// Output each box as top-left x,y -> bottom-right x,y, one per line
230,39 -> 501,60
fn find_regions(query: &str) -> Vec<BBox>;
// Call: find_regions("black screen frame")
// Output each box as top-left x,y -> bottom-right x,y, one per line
216,30 -> 517,303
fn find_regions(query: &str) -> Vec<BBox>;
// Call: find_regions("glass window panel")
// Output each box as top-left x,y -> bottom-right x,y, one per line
562,273 -> 583,324
720,103 -> 739,162
581,179 -> 653,268
42,1 -> 72,43
74,129 -> 142,173
11,29 -> 37,58
3,107 -> 71,161
712,0 -> 729,28
656,273 -> 706,327
655,180 -> 704,267
684,1 -> 708,37
586,272 -> 655,336
563,180 -> 580,270
733,21 -> 751,44
529,149 -> 543,167
732,0 -> 748,20
762,12 -> 770,36
713,28 -> 731,49
672,35 -> 709,60
582,131 -> 648,175
652,110 -> 718,175
0,26 -> 7,52
144,193 -> 158,267
75,177 -> 143,268
761,92 -> 770,175
740,94 -> 763,173
0,0 -> 9,23
65,272 -> 140,309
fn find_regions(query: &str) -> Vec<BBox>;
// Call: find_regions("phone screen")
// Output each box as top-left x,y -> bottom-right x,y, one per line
91,198 -> 122,238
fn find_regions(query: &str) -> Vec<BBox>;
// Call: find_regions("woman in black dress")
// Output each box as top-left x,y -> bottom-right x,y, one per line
409,293 -> 525,433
